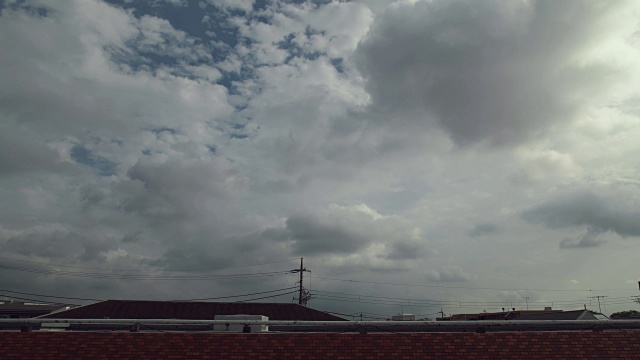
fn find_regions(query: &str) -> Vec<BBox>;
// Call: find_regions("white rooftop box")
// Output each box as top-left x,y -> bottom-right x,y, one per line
213,315 -> 268,332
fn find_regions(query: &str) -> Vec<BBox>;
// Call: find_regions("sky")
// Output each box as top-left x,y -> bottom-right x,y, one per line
1,0 -> 640,319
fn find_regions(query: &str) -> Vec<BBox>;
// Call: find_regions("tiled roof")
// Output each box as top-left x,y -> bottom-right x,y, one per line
2,332 -> 640,359
41,300 -> 345,321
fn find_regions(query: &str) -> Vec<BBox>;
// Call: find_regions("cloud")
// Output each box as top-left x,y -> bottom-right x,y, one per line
252,204 -> 431,262
0,225 -> 117,261
509,149 -> 580,186
426,266 -> 473,283
281,204 -> 425,257
559,227 -> 607,249
0,126 -> 64,176
356,0 -> 639,147
384,240 -> 432,260
522,190 -> 640,237
468,223 -> 499,238
285,215 -> 370,255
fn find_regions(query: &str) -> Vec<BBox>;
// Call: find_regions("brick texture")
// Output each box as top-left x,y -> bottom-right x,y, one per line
2,332 -> 640,359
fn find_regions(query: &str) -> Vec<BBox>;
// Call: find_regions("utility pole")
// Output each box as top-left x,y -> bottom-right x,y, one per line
588,296 -> 607,314
298,258 -> 304,305
523,296 -> 529,311
291,258 -> 310,305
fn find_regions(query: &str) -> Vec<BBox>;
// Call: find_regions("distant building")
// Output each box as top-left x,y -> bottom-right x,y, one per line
438,309 -> 601,321
439,310 -> 556,321
517,309 -> 599,321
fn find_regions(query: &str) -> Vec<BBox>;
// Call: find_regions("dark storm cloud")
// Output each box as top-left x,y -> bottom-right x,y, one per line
356,0 -> 629,146
522,191 -> 640,237
285,215 -> 370,255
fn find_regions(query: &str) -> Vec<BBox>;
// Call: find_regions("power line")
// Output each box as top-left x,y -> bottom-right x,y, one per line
236,290 -> 299,302
0,287 -> 305,305
0,293 -> 78,306
0,289 -> 102,302
173,287 -> 298,301
588,295 -> 608,314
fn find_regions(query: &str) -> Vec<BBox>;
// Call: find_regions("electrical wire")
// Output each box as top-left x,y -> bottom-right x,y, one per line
0,293 -> 77,306
173,287 -> 298,301
235,290 -> 299,302
310,288 -> 640,313
0,287 -> 304,306
0,289 -> 102,302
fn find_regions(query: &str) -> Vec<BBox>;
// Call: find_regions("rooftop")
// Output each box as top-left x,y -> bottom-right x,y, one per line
41,300 -> 345,321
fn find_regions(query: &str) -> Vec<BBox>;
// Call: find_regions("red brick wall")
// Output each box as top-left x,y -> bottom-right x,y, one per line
2,332 -> 639,359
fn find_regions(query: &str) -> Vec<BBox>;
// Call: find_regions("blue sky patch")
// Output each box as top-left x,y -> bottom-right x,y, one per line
70,145 -> 118,176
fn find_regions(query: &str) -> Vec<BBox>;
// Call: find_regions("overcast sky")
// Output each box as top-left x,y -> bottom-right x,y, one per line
1,0 -> 640,319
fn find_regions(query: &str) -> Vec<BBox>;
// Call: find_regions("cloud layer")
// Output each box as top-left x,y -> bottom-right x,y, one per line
357,0 -> 639,147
